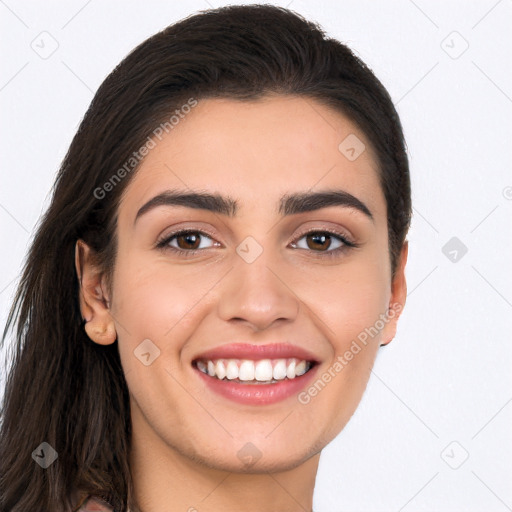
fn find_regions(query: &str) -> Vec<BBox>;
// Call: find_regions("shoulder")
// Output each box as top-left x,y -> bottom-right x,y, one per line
75,495 -> 115,511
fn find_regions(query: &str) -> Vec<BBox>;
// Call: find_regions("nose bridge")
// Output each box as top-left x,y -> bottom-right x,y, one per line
216,238 -> 300,330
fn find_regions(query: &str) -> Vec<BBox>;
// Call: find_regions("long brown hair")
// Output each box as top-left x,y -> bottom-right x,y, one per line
0,4 -> 411,511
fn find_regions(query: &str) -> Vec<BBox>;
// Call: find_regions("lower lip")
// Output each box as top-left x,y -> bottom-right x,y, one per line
193,364 -> 319,405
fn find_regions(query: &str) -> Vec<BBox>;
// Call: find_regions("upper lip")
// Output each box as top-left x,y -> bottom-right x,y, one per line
192,343 -> 321,364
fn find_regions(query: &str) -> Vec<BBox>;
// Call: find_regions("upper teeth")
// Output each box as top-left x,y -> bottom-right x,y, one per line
195,358 -> 312,381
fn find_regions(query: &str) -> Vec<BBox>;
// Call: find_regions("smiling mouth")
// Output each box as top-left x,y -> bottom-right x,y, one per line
192,357 -> 317,385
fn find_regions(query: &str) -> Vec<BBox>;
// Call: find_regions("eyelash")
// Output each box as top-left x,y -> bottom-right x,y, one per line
156,228 -> 360,259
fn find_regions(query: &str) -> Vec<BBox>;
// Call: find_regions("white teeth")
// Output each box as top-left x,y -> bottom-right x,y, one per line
273,359 -> 287,380
254,359 -> 273,381
295,359 -> 307,376
286,360 -> 296,379
195,357 -> 313,382
226,360 -> 239,380
239,360 -> 255,381
215,360 -> 226,379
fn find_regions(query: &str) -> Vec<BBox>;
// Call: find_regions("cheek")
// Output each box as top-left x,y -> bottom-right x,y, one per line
304,260 -> 389,346
110,258 -> 216,407
301,267 -> 388,438
111,254 -> 224,347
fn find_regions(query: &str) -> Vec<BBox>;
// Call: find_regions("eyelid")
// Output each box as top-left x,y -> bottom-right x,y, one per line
291,225 -> 356,247
155,225 -> 221,248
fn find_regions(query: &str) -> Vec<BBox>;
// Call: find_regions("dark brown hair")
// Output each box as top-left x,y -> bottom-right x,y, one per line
0,4 -> 411,511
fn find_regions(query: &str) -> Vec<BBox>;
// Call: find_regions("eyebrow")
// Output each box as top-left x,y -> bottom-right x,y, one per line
133,188 -> 374,225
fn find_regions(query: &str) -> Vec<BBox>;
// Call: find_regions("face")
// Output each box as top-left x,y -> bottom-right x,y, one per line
78,94 -> 407,473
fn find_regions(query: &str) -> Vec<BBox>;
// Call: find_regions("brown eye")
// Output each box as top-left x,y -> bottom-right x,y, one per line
305,232 -> 333,251
157,230 -> 217,253
175,232 -> 201,250
293,231 -> 346,253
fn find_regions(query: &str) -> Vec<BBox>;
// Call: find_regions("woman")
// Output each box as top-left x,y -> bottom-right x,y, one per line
0,4 -> 411,511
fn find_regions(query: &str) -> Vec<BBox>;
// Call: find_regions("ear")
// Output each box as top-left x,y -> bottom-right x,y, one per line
75,239 -> 117,345
380,241 -> 408,346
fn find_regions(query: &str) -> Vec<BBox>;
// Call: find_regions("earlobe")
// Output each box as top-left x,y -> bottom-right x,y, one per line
75,240 -> 117,345
83,321 -> 117,345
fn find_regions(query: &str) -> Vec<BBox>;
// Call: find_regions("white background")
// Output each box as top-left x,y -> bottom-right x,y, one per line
1,1 -> 511,510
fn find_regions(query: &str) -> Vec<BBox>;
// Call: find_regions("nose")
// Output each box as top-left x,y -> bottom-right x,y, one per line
216,248 -> 300,331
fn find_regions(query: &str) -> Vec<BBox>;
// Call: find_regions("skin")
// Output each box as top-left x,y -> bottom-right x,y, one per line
76,94 -> 408,512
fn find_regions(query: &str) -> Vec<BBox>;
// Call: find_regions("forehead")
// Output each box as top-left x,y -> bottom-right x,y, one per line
118,95 -> 386,222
